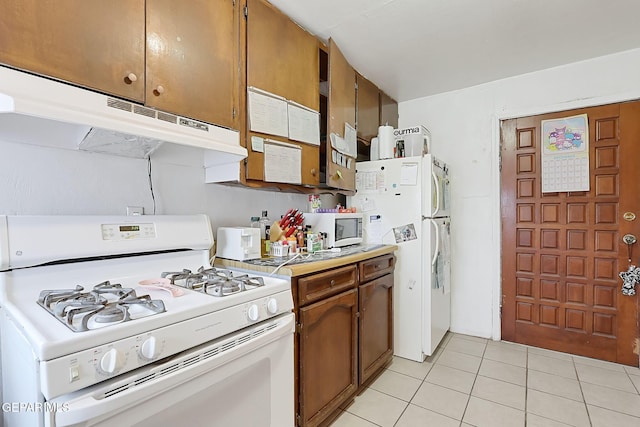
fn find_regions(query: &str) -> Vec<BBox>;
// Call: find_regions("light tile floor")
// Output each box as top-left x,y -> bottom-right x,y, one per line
331,333 -> 640,427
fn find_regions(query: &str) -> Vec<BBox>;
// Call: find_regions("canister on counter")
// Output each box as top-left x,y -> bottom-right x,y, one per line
307,233 -> 322,253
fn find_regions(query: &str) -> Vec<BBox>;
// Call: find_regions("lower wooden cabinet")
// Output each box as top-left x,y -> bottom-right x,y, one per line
298,288 -> 358,427
293,254 -> 395,426
359,273 -> 393,385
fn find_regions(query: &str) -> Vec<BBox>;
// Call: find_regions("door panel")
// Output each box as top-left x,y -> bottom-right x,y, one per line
0,0 -> 145,102
327,39 -> 356,191
245,0 -> 320,185
299,289 -> 358,426
146,0 -> 238,127
501,102 -> 640,366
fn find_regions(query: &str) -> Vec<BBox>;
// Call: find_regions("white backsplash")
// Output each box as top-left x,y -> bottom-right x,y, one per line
0,138 -> 338,231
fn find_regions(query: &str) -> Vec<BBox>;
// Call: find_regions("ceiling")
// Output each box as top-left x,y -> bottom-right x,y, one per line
267,0 -> 640,102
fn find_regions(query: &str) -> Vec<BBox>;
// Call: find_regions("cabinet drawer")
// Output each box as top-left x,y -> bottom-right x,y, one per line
359,255 -> 395,282
298,264 -> 357,306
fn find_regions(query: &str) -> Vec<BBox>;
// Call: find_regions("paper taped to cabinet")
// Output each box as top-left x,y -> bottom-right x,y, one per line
287,101 -> 320,146
330,123 -> 357,159
264,140 -> 301,184
248,87 -> 288,137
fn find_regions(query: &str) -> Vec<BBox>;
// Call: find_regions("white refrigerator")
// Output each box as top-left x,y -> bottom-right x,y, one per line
348,154 -> 451,362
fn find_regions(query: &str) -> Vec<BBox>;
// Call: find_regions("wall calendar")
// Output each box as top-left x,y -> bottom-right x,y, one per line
541,113 -> 590,193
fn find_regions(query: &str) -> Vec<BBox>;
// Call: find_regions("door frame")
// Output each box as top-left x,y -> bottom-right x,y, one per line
492,90 -> 640,341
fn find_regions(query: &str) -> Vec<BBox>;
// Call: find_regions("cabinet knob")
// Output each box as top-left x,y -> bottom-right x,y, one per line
311,168 -> 317,176
126,73 -> 138,83
154,85 -> 165,96
330,279 -> 335,286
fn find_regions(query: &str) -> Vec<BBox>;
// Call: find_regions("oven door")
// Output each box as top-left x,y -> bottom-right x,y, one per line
47,313 -> 294,427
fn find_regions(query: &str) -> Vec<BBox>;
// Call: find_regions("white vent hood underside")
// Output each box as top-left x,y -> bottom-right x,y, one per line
0,66 -> 247,167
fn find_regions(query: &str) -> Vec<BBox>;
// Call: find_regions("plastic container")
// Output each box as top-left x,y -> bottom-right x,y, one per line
270,241 -> 289,257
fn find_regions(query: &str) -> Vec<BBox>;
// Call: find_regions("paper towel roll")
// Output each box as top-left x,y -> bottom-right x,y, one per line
370,137 -> 379,160
378,125 -> 395,159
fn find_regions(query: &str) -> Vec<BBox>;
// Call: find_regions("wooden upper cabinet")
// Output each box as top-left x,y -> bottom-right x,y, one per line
380,91 -> 399,129
146,0 -> 238,128
356,73 -> 380,144
0,0 -> 145,102
327,39 -> 356,191
245,0 -> 320,186
246,0 -> 318,109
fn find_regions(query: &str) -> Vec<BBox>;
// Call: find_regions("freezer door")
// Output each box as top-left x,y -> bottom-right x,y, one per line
422,217 -> 451,356
422,154 -> 451,218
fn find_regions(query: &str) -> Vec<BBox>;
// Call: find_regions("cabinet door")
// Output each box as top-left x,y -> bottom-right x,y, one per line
0,0 -> 145,102
356,73 -> 380,144
245,0 -> 319,186
299,289 -> 358,427
327,39 -> 356,191
146,0 -> 238,128
359,274 -> 394,385
380,91 -> 399,129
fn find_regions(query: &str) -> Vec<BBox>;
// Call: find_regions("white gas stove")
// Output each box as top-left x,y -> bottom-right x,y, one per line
0,215 -> 294,427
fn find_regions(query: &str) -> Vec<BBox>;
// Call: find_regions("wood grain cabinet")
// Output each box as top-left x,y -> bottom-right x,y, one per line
0,0 -> 146,102
146,0 -> 239,129
358,255 -> 395,385
324,40 -> 357,192
355,75 -> 399,162
356,73 -> 380,146
380,91 -> 399,129
245,0 -> 320,186
295,265 -> 358,427
0,0 -> 239,128
293,256 -> 394,426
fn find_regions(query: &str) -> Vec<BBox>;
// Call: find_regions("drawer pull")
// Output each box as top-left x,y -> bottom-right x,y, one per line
330,279 -> 335,286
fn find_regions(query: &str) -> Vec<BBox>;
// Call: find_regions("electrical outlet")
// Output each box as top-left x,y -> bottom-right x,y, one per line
126,206 -> 144,216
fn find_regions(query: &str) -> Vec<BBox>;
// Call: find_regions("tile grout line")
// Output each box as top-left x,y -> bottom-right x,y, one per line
524,347 -> 528,426
573,355 -> 593,427
456,335 -> 487,425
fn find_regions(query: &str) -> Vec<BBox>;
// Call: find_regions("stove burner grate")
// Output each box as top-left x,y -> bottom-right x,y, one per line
38,281 -> 166,332
161,267 -> 265,297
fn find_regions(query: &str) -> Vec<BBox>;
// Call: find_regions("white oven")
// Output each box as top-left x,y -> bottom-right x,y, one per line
47,314 -> 294,426
0,215 -> 295,427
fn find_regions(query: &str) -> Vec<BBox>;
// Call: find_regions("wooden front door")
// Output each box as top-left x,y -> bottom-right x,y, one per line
501,101 -> 640,366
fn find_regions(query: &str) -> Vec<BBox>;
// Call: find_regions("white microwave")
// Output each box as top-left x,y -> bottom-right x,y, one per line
303,212 -> 363,248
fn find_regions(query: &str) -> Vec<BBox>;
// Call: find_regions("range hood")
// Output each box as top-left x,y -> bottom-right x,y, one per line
0,66 -> 247,165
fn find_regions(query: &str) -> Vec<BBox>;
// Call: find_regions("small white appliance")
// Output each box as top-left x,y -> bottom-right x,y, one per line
216,226 -> 261,261
394,125 -> 431,157
303,212 -> 363,248
0,215 -> 294,426
348,154 -> 451,362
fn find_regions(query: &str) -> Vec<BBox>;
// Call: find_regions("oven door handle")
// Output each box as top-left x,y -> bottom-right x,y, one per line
49,313 -> 294,426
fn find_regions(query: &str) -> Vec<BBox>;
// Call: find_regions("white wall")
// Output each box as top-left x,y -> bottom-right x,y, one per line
399,48 -> 640,339
0,139 -> 338,232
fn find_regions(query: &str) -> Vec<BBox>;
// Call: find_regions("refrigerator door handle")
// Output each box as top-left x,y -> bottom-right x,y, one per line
430,219 -> 440,268
431,170 -> 440,217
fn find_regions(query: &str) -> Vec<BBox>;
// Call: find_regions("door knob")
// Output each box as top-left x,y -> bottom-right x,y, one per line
623,234 -> 637,245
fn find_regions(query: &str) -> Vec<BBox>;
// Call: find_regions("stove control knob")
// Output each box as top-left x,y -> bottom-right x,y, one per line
99,348 -> 123,375
140,336 -> 160,361
266,298 -> 278,315
247,304 -> 260,322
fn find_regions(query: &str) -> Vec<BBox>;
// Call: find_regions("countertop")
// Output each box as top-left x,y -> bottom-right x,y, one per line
215,244 -> 397,277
